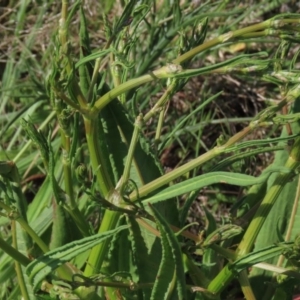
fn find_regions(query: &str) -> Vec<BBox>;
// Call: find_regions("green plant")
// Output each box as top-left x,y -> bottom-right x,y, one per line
1,0 -> 300,299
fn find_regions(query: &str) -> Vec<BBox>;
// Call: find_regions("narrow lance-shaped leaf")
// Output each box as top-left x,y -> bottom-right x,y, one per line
231,242 -> 294,273
143,168 -> 290,205
113,0 -> 136,36
201,207 -> 219,282
26,225 -> 128,292
21,119 -> 49,168
126,217 -> 158,299
149,204 -> 187,300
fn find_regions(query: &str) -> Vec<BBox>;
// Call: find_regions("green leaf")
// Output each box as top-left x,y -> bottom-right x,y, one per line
143,169 -> 289,205
113,0 -> 136,36
21,118 -> 49,168
201,207 -> 219,281
49,201 -> 81,250
231,243 -> 293,273
150,204 -> 187,300
26,225 -> 128,292
127,217 -> 159,299
75,49 -> 111,69
99,102 -> 129,186
15,222 -> 37,300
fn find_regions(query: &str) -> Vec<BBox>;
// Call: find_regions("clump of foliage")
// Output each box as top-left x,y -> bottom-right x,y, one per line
1,1 -> 300,299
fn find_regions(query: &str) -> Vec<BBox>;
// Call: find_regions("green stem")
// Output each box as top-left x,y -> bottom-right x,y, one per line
53,89 -> 83,112
17,217 -> 49,253
90,18 -> 300,117
144,81 -> 177,122
0,234 -> 30,266
173,18 -> 299,65
238,270 -> 256,300
120,81 -> 178,193
155,107 -> 166,142
83,211 -> 120,277
129,125 -> 253,201
110,53 -> 122,90
209,244 -> 236,261
120,114 -> 143,193
86,58 -> 102,103
84,118 -> 113,197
